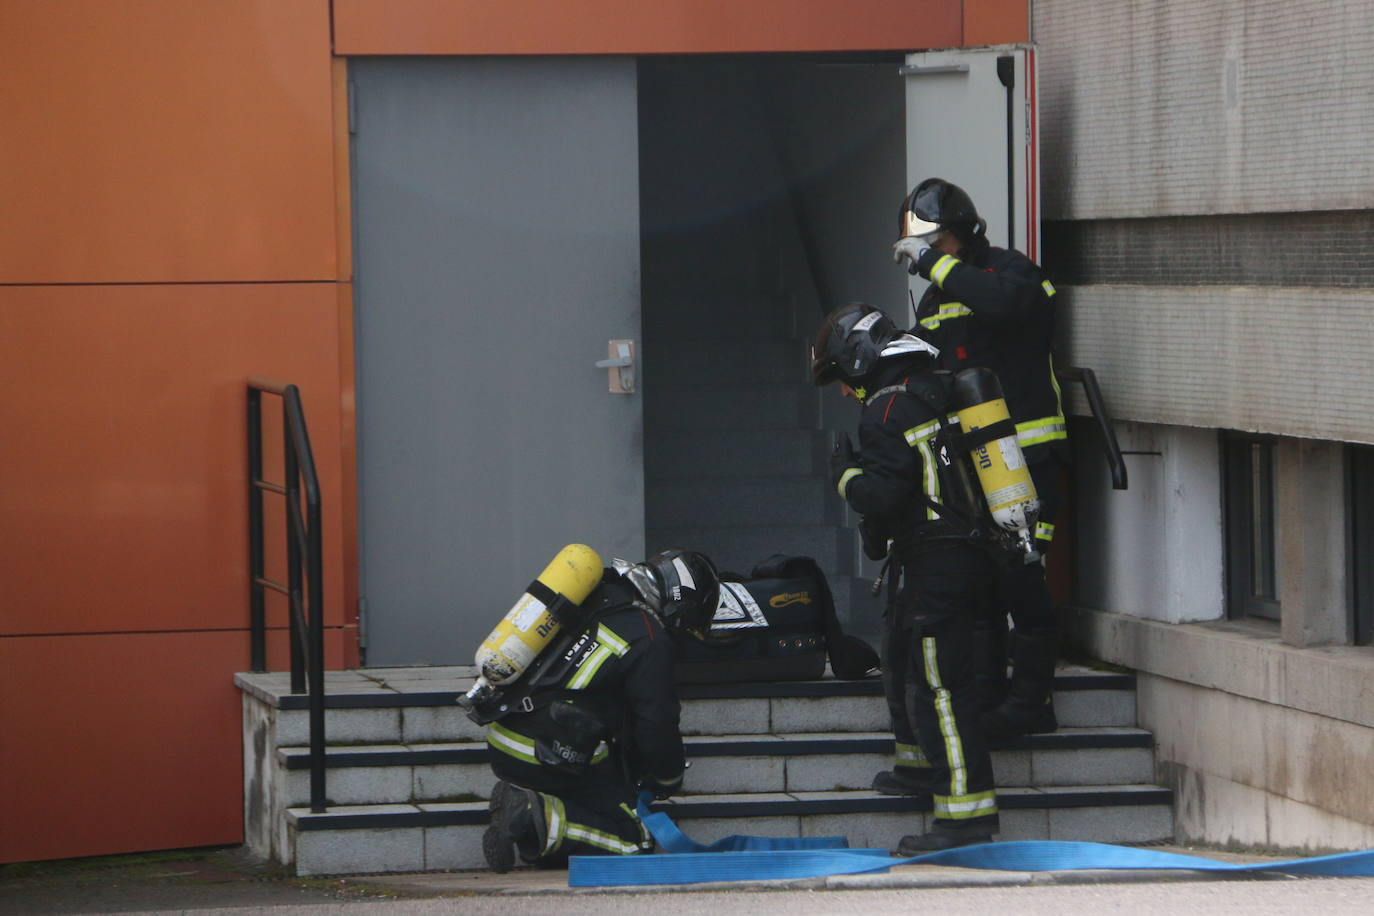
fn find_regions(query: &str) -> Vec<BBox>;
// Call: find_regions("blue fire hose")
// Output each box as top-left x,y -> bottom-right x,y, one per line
566,794 -> 1374,887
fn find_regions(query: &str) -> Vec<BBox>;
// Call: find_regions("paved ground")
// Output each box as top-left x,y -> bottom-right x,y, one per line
4,843 -> 1373,914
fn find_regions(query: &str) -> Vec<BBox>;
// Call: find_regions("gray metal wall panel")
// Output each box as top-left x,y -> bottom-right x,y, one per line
1037,0 -> 1374,220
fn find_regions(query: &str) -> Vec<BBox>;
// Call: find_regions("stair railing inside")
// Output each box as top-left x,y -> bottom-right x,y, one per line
247,378 -> 327,812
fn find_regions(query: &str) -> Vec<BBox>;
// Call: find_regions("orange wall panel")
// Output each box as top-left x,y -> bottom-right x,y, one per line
0,283 -> 347,637
0,631 -> 247,862
0,0 -> 336,284
333,0 -> 963,55
965,0 -> 1030,47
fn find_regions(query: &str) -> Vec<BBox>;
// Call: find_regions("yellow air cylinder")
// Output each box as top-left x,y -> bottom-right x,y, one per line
951,368 -> 1040,545
473,543 -> 603,686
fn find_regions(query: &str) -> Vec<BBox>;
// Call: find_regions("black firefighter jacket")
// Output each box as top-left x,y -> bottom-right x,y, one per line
837,357 -> 973,557
485,572 -> 686,791
911,243 -> 1067,461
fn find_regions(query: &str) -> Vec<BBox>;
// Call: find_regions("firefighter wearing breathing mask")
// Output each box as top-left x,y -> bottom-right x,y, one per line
892,178 -> 1068,744
480,549 -> 720,872
812,302 -> 1000,852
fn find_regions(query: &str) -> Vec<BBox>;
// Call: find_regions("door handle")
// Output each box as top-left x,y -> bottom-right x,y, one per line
595,339 -> 636,394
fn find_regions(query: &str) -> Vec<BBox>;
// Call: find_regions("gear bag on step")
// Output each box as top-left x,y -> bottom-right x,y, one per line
673,554 -> 879,684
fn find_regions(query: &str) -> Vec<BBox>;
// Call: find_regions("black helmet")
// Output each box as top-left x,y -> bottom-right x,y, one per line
899,178 -> 984,242
810,303 -> 898,388
644,549 -> 720,638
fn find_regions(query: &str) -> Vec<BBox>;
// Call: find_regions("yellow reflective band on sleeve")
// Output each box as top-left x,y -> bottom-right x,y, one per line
904,420 -> 943,520
1042,280 -> 1056,296
565,624 -> 629,690
1035,521 -> 1056,544
922,636 -> 968,798
566,645 -> 612,689
1048,354 -> 1065,419
1015,416 -> 1068,448
917,302 -> 973,331
592,741 -> 610,764
895,741 -> 931,768
930,254 -> 958,287
903,419 -> 941,445
933,789 -> 998,820
487,722 -> 538,765
837,467 -> 863,499
596,623 -> 630,656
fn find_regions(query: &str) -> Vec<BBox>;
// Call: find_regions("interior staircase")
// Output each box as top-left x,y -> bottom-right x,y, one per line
237,663 -> 1174,876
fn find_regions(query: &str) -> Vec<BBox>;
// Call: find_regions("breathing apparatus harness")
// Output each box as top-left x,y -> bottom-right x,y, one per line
863,370 -> 1038,596
459,568 -> 657,727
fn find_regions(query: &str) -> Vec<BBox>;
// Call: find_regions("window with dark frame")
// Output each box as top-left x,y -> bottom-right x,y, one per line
1223,432 -> 1281,621
1351,445 -> 1374,645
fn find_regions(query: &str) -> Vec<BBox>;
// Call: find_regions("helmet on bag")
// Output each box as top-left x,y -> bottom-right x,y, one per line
643,549 -> 721,639
899,178 -> 984,244
810,302 -> 898,388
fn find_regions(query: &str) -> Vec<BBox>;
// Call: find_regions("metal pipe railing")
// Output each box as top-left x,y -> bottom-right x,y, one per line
247,378 -> 327,812
1057,366 -> 1129,491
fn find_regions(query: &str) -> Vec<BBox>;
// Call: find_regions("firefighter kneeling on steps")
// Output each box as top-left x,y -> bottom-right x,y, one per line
479,549 -> 720,871
812,302 -> 1000,852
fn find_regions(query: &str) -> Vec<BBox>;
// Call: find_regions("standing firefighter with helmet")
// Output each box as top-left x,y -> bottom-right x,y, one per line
462,546 -> 721,871
811,303 -> 1000,852
893,177 -> 1068,742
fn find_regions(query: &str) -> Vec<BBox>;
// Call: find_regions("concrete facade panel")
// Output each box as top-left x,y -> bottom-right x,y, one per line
1140,675 -> 1374,828
1072,423 -> 1225,624
1037,0 -> 1374,220
1069,607 -> 1374,848
1061,285 -> 1374,446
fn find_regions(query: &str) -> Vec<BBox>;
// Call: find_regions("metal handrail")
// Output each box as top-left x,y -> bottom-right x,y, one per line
1057,366 -> 1129,490
247,378 -> 327,812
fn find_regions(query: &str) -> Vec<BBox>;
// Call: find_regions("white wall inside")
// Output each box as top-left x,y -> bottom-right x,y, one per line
1073,420 -> 1225,623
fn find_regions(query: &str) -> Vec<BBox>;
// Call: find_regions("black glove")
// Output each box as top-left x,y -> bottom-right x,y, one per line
860,516 -> 891,561
830,432 -> 859,488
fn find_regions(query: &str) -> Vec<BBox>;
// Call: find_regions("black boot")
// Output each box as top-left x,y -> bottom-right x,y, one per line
871,768 -> 935,797
483,781 -> 543,872
894,819 -> 997,855
980,628 -> 1058,739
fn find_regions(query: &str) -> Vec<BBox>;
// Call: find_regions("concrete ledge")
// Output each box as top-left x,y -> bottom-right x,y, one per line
1064,606 -> 1374,729
1066,606 -> 1374,850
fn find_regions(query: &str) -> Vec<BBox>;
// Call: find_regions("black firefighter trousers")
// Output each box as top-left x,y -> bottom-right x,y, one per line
486,721 -> 651,865
886,543 -> 999,829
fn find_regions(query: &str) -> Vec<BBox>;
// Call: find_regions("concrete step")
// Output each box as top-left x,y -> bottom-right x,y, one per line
285,784 -> 1174,876
275,726 -> 1157,808
675,671 -> 1138,735
238,667 -> 1141,747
